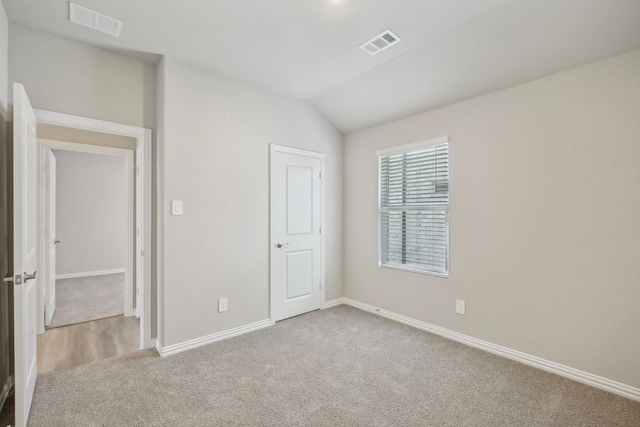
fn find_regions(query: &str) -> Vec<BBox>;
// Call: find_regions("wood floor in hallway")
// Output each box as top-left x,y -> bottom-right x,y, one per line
38,315 -> 139,374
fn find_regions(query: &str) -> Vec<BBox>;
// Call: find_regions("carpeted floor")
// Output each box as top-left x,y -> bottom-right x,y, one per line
25,305 -> 640,426
0,392 -> 12,427
48,273 -> 125,328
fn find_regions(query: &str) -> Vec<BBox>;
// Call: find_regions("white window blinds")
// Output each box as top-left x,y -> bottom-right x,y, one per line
378,138 -> 449,276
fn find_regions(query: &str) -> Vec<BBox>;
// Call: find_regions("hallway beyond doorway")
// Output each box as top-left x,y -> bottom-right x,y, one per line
48,273 -> 125,329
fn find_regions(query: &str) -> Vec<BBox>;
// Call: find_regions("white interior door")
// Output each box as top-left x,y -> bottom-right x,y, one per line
44,148 -> 57,326
272,147 -> 323,322
13,83 -> 39,427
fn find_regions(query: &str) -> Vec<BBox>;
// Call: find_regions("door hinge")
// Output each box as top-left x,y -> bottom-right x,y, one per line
319,282 -> 322,290
319,171 -> 322,179
5,274 -> 21,285
319,226 -> 322,234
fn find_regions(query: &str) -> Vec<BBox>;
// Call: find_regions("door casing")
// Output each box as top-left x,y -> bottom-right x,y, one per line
269,144 -> 325,324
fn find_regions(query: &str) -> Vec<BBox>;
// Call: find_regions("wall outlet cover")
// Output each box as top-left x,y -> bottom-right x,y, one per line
218,297 -> 228,313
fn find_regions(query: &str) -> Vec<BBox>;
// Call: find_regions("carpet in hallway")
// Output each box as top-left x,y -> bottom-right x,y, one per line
48,273 -> 124,328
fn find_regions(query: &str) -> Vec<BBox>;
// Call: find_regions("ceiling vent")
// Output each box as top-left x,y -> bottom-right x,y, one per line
359,30 -> 401,56
69,2 -> 123,37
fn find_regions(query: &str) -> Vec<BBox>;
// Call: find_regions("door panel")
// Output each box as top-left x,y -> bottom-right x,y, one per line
286,251 -> 313,300
13,83 -> 38,427
44,149 -> 57,326
286,165 -> 313,235
273,148 -> 323,321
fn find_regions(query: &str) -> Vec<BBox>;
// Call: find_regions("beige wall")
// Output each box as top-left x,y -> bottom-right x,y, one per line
344,50 -> 640,389
39,124 -> 137,150
9,24 -> 156,129
53,150 -> 127,275
157,58 -> 343,347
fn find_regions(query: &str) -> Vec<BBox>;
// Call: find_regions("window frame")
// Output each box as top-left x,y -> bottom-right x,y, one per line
377,136 -> 450,278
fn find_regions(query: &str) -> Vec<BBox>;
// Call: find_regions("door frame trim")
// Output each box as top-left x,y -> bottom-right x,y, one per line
269,144 -> 325,325
34,109 -> 153,349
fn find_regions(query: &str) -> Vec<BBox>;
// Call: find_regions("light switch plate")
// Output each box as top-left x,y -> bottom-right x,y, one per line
456,299 -> 465,315
171,200 -> 183,216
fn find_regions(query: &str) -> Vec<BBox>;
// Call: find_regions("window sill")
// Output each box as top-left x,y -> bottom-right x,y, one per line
378,263 -> 449,278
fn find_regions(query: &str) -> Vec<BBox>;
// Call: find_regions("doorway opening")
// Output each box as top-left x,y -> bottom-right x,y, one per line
34,110 -> 152,365
38,142 -> 138,373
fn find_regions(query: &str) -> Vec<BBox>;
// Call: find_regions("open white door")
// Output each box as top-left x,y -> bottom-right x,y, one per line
13,83 -> 39,427
43,148 -> 57,326
271,146 -> 324,322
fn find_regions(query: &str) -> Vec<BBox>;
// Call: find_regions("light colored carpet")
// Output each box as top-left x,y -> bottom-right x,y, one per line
27,306 -> 640,426
48,273 -> 125,328
0,391 -> 12,427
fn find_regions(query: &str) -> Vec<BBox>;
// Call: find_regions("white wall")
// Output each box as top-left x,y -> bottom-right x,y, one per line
343,50 -> 640,389
54,150 -> 127,276
157,58 -> 343,347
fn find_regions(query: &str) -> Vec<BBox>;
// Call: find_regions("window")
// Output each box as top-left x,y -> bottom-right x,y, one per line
378,137 -> 449,276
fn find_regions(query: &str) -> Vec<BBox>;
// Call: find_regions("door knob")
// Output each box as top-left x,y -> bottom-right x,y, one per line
275,242 -> 289,248
23,271 -> 37,283
54,240 -> 61,244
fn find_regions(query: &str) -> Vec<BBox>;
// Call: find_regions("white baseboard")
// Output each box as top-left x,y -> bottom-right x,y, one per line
322,297 -> 347,309
56,269 -> 125,280
336,298 -> 640,402
156,319 -> 271,357
144,338 -> 157,351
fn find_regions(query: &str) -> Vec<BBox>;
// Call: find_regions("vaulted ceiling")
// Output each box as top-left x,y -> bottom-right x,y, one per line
4,0 -> 640,133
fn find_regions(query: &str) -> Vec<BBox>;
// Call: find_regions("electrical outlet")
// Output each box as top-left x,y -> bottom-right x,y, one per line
218,297 -> 228,313
455,299 -> 465,315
